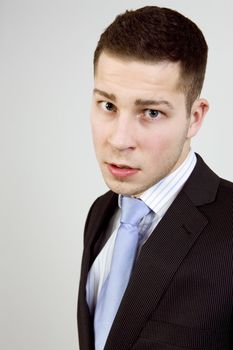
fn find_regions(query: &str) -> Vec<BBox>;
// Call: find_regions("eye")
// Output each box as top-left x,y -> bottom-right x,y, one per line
99,101 -> 116,112
144,109 -> 161,119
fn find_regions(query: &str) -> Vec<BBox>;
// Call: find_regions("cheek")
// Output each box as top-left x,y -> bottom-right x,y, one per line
91,117 -> 100,147
140,128 -> 183,163
142,131 -> 173,154
91,118 -> 108,149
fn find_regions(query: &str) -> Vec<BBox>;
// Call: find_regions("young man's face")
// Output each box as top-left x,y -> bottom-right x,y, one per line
91,52 -> 207,196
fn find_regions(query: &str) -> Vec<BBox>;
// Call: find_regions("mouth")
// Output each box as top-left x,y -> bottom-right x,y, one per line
107,162 -> 140,178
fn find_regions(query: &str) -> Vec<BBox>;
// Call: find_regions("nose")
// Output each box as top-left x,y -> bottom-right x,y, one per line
108,115 -> 136,151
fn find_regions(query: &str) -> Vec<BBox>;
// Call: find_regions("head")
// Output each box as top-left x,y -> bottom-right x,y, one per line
91,6 -> 209,196
94,6 -> 208,113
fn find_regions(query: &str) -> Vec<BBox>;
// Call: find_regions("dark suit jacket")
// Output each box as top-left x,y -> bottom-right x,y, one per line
78,155 -> 233,349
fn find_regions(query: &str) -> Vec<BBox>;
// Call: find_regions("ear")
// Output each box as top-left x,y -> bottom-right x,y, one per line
187,98 -> 209,139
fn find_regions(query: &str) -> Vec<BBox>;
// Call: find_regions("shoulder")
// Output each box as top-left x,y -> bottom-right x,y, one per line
194,160 -> 233,231
184,154 -> 233,205
83,191 -> 118,243
219,177 -> 233,191
89,190 -> 117,212
85,190 -> 115,221
215,177 -> 233,209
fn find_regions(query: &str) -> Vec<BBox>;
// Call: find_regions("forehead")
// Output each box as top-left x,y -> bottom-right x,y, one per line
94,52 -> 182,98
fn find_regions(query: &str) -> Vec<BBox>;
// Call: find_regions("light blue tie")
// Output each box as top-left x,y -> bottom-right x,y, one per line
94,196 -> 151,350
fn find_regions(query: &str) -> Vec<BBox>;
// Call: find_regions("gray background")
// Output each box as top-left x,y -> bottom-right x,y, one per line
0,0 -> 232,349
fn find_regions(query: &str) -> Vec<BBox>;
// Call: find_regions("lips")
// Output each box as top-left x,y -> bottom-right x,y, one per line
112,163 -> 132,169
107,163 -> 140,178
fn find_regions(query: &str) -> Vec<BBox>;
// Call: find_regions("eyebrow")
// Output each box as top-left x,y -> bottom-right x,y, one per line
93,88 -> 174,110
93,88 -> 117,102
135,98 -> 174,110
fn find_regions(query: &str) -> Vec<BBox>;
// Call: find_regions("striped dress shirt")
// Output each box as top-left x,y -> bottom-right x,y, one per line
86,150 -> 197,315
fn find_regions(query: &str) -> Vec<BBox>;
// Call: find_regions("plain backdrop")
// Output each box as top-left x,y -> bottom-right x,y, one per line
0,0 -> 233,349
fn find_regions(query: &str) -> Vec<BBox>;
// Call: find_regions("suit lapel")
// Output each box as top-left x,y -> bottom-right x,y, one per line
104,155 -> 220,350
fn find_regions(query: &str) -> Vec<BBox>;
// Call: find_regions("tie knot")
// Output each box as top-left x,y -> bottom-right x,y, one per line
120,196 -> 150,226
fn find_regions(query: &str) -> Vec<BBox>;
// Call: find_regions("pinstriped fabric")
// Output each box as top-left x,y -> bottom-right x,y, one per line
86,150 -> 197,315
78,154 -> 233,350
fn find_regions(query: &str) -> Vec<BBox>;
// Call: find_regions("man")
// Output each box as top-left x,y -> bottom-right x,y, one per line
78,6 -> 232,350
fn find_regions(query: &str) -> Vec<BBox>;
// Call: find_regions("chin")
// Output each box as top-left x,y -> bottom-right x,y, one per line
104,179 -> 143,197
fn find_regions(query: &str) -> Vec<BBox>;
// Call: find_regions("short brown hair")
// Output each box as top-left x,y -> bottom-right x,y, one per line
94,6 -> 208,112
